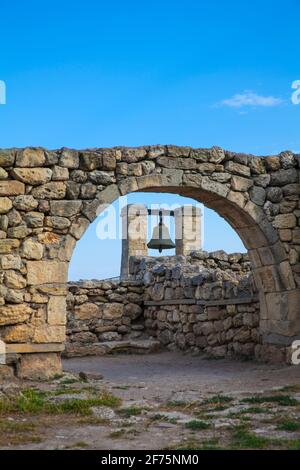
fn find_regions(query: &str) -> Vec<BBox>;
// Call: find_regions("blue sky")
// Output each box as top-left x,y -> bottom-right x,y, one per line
0,0 -> 299,279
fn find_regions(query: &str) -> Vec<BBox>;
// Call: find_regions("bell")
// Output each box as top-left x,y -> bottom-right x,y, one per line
147,221 -> 176,253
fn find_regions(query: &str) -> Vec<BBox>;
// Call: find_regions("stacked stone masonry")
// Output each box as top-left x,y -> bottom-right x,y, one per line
65,279 -> 155,357
132,252 -> 261,359
64,251 -> 261,360
0,145 -> 299,378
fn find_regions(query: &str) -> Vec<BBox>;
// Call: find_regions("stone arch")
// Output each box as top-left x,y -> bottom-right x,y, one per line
0,145 -> 299,377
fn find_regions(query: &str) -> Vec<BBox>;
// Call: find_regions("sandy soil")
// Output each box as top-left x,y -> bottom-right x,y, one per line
1,352 -> 300,450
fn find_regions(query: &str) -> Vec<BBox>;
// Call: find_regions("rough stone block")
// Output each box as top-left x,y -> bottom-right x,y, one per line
47,296 -> 67,325
17,352 -> 62,380
0,181 -> 25,196
27,261 -> 68,285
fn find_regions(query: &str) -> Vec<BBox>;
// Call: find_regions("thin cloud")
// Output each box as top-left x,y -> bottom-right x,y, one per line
220,91 -> 283,108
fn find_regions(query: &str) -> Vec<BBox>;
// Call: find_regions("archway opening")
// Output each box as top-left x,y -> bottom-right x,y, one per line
66,189 -> 257,360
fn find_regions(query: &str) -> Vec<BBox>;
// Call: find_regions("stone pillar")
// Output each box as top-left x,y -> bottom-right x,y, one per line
120,204 -> 148,279
174,205 -> 202,256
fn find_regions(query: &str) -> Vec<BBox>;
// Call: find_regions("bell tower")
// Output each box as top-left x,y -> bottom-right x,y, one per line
120,204 -> 202,279
120,204 -> 148,279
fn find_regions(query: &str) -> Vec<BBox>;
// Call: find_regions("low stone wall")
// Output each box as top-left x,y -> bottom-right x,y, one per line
130,250 -> 256,302
144,301 -> 260,358
65,251 -> 263,360
65,279 -> 159,357
130,251 -> 260,358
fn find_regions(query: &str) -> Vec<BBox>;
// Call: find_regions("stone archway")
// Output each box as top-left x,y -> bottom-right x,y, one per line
0,145 -> 299,378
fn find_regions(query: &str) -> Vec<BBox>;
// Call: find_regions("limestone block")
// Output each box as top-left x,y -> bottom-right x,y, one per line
121,147 -> 147,163
4,270 -> 27,288
17,352 -> 62,380
248,157 -> 265,175
265,156 -> 281,171
0,254 -> 22,270
282,183 -> 300,196
231,175 -> 253,192
13,195 -> 38,211
266,187 -> 283,203
59,149 -> 79,168
15,148 -> 46,167
89,170 -> 115,185
7,225 -> 32,238
50,200 -> 82,217
200,177 -> 229,198
273,213 -> 297,229
1,324 -> 32,342
22,239 -> 43,260
0,149 -> 15,167
80,183 -> 97,199
52,166 -> 69,181
32,325 -> 66,343
45,216 -> 71,229
157,156 -> 197,170
79,151 -> 102,170
74,302 -> 100,320
225,161 -> 251,177
270,169 -> 298,186
47,296 -> 67,325
0,239 -> 20,253
102,303 -> 123,319
31,182 -> 66,199
0,197 -> 13,214
11,168 -> 52,185
0,181 -> 25,196
0,303 -> 33,325
27,261 -> 68,285
69,217 -> 90,240
249,186 -> 266,206
24,211 -> 44,228
119,177 -> 139,195
227,190 -> 246,208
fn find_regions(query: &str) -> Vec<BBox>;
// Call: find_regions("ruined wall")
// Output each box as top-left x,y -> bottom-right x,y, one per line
64,251 -> 263,360
132,251 -> 261,359
65,279 -> 159,357
0,145 -> 299,378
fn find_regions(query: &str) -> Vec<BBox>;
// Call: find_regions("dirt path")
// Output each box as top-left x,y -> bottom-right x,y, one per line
1,352 -> 300,450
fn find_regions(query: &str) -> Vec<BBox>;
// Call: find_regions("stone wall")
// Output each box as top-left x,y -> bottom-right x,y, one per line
0,145 -> 299,377
131,251 -> 261,359
64,251 -> 262,360
65,279 -> 159,357
144,301 -> 260,359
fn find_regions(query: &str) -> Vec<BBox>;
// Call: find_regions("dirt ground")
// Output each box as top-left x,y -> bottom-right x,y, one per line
1,352 -> 300,450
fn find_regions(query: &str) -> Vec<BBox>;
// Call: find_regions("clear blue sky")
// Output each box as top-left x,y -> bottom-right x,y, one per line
0,0 -> 299,279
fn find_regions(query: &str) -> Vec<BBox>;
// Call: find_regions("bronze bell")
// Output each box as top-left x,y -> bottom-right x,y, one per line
147,212 -> 176,253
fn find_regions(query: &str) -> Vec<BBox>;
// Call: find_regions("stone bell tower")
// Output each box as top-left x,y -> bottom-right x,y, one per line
120,204 -> 148,279
120,204 -> 202,279
174,205 -> 202,256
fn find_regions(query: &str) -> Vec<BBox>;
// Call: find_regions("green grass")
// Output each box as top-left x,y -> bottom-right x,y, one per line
0,388 -> 121,416
0,418 -> 41,445
276,419 -> 300,432
185,420 -> 210,430
117,407 -> 143,418
109,429 -> 126,439
201,395 -> 233,411
0,418 -> 36,433
241,406 -> 271,415
242,395 -> 298,407
288,440 -> 300,450
231,428 -> 272,449
166,400 -> 189,408
65,440 -> 89,449
200,438 -> 223,450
